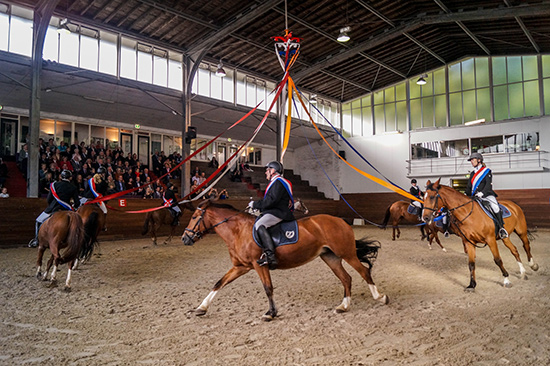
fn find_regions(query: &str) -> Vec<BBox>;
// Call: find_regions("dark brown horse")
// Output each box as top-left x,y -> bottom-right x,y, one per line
76,204 -> 105,264
381,200 -> 428,242
422,179 -> 539,291
35,211 -> 95,290
182,200 -> 388,321
142,206 -> 183,245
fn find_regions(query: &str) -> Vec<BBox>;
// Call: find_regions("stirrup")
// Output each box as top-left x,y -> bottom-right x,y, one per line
499,228 -> 509,239
257,253 -> 268,266
28,239 -> 38,248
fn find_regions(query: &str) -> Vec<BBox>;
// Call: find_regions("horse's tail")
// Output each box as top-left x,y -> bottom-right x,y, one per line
142,213 -> 151,235
355,237 -> 381,268
527,229 -> 537,242
58,213 -> 85,265
381,206 -> 391,229
80,211 -> 99,261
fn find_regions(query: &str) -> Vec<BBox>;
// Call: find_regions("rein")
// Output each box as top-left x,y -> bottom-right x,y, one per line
426,188 -> 486,248
184,207 -> 244,239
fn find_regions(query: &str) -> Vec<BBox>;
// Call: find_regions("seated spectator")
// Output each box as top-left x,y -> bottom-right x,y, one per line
0,187 -> 8,198
219,189 -> 229,199
153,186 -> 163,199
106,175 -> 117,195
207,188 -> 218,199
58,156 -> 73,172
40,172 -> 55,196
198,172 -> 207,185
115,175 -> 126,192
74,173 -> 86,197
58,141 -> 68,157
143,186 -> 154,199
70,153 -> 82,172
208,156 -> 219,169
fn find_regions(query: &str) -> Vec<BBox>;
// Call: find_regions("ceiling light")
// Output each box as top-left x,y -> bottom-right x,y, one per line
464,118 -> 486,126
44,87 -> 52,92
416,74 -> 427,85
337,26 -> 351,42
310,94 -> 317,104
215,61 -> 226,77
57,18 -> 71,34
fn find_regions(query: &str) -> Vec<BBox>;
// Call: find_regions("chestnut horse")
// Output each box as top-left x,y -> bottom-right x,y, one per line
422,179 -> 539,291
182,200 -> 388,321
35,211 -> 96,290
381,201 -> 429,242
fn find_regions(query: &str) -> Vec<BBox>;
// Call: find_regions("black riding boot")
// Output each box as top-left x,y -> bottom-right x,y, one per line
496,211 -> 508,239
171,210 -> 181,226
29,221 -> 41,247
256,225 -> 278,269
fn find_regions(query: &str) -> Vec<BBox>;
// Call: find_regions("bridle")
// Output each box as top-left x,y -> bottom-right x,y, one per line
183,206 -> 243,242
424,186 -> 486,248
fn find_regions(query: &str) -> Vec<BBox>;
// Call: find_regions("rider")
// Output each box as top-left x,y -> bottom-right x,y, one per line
409,178 -> 423,212
81,166 -> 109,228
248,161 -> 295,269
29,169 -> 80,247
465,152 -> 508,239
163,182 -> 181,226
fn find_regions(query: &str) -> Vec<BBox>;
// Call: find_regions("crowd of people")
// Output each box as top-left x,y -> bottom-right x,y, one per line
35,138 -> 184,200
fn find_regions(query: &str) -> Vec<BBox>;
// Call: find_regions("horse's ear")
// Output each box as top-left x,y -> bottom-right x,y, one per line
426,180 -> 432,186
434,178 -> 441,188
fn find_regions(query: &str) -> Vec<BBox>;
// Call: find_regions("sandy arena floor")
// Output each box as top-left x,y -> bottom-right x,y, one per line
1,226 -> 549,366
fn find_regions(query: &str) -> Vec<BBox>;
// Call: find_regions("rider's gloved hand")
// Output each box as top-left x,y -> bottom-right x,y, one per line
475,192 -> 484,198
248,200 -> 254,208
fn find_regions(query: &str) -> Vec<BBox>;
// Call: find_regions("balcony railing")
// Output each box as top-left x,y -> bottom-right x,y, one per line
407,150 -> 549,178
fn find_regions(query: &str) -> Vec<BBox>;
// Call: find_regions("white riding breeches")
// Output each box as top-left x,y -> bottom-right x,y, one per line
480,195 -> 500,213
254,213 -> 282,230
36,211 -> 51,223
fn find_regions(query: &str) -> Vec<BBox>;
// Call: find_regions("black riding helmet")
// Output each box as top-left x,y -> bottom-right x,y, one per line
60,169 -> 72,180
265,161 -> 283,175
166,182 -> 174,189
411,179 -> 417,184
468,152 -> 483,162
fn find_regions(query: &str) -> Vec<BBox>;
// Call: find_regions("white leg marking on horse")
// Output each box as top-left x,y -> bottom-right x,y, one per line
503,277 -> 512,288
65,268 -> 72,288
36,266 -> 41,278
50,265 -> 58,282
197,290 -> 218,312
335,296 -> 351,313
518,262 -> 526,275
368,284 -> 380,299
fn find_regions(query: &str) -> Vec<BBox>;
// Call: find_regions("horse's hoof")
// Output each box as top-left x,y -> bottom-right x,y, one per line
503,282 -> 513,288
63,286 -> 72,293
261,314 -> 274,322
379,295 -> 389,305
531,263 -> 539,272
334,306 -> 348,313
464,287 -> 475,293
47,281 -> 58,288
195,308 -> 207,316
36,273 -> 42,280
520,274 -> 528,281
442,248 -> 447,253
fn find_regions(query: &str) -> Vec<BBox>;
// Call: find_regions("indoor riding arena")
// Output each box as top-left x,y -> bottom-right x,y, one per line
1,1 -> 550,365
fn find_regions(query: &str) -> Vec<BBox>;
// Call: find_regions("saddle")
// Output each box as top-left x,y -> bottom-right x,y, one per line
407,203 -> 422,217
253,220 -> 299,248
476,200 -> 512,219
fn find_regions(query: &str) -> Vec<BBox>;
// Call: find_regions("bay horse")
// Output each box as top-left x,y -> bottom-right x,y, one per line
181,200 -> 388,321
381,200 -> 429,243
422,179 -> 539,291
35,211 -> 96,290
141,205 -> 183,245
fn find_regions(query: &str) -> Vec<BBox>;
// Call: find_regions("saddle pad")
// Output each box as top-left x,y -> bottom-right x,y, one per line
253,220 -> 299,248
407,204 -> 421,217
433,212 -> 447,229
477,201 -> 512,219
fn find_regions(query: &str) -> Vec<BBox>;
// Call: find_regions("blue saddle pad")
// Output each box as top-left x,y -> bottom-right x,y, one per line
407,204 -> 421,216
253,220 -> 299,248
477,201 -> 512,219
433,212 -> 447,229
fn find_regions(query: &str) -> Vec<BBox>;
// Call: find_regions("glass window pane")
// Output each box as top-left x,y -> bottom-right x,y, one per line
421,76 -> 433,96
396,101 -> 407,132
385,87 -> 395,103
120,39 -> 137,80
449,92 -> 463,125
463,90 -> 476,123
410,99 -> 422,130
373,91 -> 384,105
342,107 -> 351,136
362,106 -> 372,136
434,95 -> 446,127
137,48 -> 153,83
543,55 -> 550,78
385,103 -> 396,132
99,35 -> 117,76
374,105 -> 385,134
352,107 -> 362,136
351,99 -> 361,109
59,31 -> 79,67
422,97 -> 434,127
493,85 -> 509,121
235,72 -> 246,106
433,68 -> 446,95
9,16 -> 32,57
43,26 -> 59,62
509,83 -> 524,118
80,34 -> 99,71
361,95 -> 372,107
524,80 -> 540,117
0,13 -> 8,51
477,88 -> 491,122
522,56 -> 538,81
462,58 -> 475,90
544,78 -> 550,115
197,67 -> 210,97
507,56 -> 522,84
396,83 -> 406,101
449,62 -> 461,92
211,71 -> 222,100
222,69 -> 234,103
153,54 -> 168,87
475,57 -> 490,88
168,59 -> 183,91
409,79 -> 420,99
492,57 -> 507,85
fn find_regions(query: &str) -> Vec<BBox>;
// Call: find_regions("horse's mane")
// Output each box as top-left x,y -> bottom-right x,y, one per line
198,199 -> 240,212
